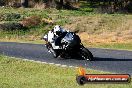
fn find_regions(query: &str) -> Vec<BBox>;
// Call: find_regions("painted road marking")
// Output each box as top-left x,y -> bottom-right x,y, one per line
6,56 -> 78,69
49,63 -> 54,65
61,65 -> 67,67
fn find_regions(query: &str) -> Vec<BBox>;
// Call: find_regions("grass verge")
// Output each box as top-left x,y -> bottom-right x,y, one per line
84,42 -> 132,51
0,7 -> 132,50
0,55 -> 132,88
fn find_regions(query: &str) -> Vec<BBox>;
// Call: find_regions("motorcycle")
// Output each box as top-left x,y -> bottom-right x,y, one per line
44,32 -> 94,61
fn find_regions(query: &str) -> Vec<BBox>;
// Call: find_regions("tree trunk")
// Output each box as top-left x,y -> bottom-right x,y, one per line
21,0 -> 28,8
60,0 -> 63,8
49,0 -> 56,8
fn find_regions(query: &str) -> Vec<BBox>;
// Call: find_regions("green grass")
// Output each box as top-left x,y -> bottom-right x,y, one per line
0,8 -> 128,33
94,43 -> 132,51
85,42 -> 132,51
0,7 -> 132,50
0,55 -> 132,88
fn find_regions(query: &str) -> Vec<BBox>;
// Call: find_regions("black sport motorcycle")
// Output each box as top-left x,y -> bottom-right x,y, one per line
44,32 -> 94,61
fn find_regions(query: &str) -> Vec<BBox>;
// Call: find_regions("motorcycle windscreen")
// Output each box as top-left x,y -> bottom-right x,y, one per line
64,32 -> 74,40
62,32 -> 79,47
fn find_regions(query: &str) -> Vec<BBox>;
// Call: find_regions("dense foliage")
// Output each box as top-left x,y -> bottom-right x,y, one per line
0,0 -> 132,13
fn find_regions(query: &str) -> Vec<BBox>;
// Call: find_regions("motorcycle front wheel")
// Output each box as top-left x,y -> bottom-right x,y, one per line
49,48 -> 58,58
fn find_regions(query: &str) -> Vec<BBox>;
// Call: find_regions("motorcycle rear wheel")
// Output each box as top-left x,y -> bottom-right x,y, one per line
80,48 -> 94,61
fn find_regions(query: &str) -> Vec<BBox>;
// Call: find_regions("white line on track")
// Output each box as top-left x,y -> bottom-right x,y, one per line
55,64 -> 61,66
61,65 -> 67,67
9,56 -> 77,68
49,63 -> 54,65
69,66 -> 73,68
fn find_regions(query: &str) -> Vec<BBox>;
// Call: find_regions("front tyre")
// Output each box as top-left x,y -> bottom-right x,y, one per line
45,42 -> 59,58
80,48 -> 94,61
49,48 -> 58,58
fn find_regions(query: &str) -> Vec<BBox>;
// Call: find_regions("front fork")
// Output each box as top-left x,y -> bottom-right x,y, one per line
45,42 -> 52,51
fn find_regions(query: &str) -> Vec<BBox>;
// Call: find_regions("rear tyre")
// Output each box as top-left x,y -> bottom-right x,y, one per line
80,48 -> 94,61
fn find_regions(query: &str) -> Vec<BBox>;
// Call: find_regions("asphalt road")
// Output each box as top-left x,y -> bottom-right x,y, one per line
0,42 -> 132,74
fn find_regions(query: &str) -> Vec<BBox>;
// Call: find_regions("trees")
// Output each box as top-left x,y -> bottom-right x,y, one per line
0,0 -> 5,6
87,0 -> 132,13
43,0 -> 79,9
60,0 -> 64,8
21,0 -> 28,7
0,0 -> 79,9
1,0 -> 131,13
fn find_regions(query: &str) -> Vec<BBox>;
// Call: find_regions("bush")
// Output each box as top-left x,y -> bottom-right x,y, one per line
0,13 -> 21,21
0,22 -> 24,31
21,16 -> 41,27
0,0 -> 5,6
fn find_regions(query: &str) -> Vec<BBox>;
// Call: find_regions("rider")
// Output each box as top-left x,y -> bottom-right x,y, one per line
43,25 -> 68,49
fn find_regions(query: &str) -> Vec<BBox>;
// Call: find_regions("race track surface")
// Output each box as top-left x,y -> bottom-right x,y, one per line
0,42 -> 132,74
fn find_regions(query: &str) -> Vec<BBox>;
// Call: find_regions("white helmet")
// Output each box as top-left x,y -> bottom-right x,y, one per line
53,25 -> 62,36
